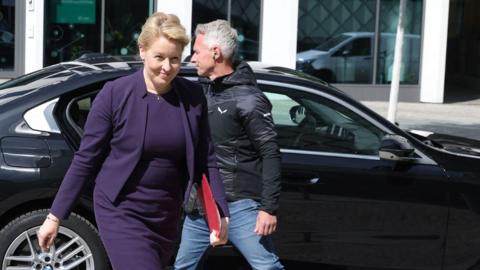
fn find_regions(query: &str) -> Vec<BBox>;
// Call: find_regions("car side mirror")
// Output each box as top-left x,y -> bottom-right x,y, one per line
379,134 -> 416,162
289,105 -> 307,124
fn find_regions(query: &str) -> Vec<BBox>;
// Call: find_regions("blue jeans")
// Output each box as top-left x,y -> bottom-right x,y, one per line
174,199 -> 284,270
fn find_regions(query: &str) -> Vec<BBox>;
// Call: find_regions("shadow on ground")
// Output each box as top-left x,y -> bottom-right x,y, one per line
444,84 -> 480,104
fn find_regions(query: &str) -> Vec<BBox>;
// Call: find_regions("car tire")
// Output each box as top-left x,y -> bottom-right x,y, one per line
0,209 -> 110,270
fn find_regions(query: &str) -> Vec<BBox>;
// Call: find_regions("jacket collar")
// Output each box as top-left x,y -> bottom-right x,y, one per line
135,69 -> 148,99
198,61 -> 257,89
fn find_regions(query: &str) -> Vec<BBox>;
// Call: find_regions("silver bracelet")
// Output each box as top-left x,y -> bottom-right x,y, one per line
46,215 -> 59,223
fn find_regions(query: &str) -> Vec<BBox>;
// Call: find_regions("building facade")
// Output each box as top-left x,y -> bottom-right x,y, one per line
0,0 -> 473,103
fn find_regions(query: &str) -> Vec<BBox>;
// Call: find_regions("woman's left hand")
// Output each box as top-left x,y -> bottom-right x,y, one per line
210,217 -> 229,246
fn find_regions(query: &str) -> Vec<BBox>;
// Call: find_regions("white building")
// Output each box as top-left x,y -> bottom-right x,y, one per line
0,0 -> 475,103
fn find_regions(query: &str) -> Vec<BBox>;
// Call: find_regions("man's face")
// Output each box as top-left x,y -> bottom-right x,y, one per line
191,34 -> 215,77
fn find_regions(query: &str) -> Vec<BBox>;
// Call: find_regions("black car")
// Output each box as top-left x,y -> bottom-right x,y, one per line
1,56 -> 480,270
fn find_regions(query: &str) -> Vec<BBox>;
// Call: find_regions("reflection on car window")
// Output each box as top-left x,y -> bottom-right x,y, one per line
265,92 -> 300,126
0,65 -> 71,90
0,65 -> 76,106
264,86 -> 386,155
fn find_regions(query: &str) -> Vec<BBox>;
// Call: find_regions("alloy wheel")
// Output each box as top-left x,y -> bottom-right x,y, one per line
2,226 -> 95,270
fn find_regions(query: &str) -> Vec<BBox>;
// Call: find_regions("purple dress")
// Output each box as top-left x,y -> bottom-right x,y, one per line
94,89 -> 187,269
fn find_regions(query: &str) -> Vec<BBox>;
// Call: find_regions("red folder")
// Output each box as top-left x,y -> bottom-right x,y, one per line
198,174 -> 221,233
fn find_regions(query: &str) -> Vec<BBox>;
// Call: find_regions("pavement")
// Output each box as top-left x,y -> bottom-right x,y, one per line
362,97 -> 480,141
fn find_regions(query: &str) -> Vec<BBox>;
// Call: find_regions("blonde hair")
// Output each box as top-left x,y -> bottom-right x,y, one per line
137,12 -> 190,50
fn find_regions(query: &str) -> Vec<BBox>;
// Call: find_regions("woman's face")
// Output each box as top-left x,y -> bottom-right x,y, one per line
139,36 -> 183,90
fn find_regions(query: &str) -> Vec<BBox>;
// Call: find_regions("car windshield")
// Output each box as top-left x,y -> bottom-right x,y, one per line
0,65 -> 74,106
315,34 -> 350,51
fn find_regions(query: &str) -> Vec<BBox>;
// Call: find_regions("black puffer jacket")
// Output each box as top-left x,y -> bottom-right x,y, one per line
199,62 -> 281,214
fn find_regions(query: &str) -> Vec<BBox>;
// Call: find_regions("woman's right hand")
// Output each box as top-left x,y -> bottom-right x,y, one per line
37,213 -> 60,252
210,217 -> 229,247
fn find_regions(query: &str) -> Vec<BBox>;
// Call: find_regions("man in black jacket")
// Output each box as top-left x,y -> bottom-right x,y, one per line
175,20 -> 284,270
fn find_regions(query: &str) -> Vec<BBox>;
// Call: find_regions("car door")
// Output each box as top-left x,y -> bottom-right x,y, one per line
331,36 -> 373,83
260,82 -> 449,269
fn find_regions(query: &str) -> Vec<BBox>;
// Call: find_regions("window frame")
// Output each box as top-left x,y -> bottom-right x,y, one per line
0,0 -> 25,79
258,79 -> 396,157
65,90 -> 99,136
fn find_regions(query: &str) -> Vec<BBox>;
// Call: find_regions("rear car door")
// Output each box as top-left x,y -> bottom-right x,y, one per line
260,81 -> 450,269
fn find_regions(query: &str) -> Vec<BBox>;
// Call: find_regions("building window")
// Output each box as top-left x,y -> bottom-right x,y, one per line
44,0 -> 101,65
0,0 -> 15,72
44,0 -> 154,66
192,0 -> 261,61
296,0 -> 423,85
376,0 -> 422,84
104,0 -> 152,56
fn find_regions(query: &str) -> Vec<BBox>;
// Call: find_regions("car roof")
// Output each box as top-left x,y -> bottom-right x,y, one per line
0,54 -> 348,108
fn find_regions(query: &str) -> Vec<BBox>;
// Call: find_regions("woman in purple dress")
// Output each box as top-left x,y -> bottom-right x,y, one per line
37,12 -> 229,269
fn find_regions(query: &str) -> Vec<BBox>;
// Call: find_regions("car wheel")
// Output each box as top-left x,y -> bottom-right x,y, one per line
0,209 -> 110,270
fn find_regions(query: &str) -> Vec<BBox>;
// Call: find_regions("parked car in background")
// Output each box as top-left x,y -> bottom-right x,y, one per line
0,56 -> 479,270
296,32 -> 420,84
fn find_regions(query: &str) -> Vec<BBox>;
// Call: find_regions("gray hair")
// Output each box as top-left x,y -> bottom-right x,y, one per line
195,20 -> 238,60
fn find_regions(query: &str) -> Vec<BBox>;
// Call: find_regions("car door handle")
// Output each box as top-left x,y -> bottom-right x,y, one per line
308,177 -> 321,184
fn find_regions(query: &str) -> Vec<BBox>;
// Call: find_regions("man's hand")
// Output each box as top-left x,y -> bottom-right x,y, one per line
255,210 -> 277,236
210,217 -> 229,247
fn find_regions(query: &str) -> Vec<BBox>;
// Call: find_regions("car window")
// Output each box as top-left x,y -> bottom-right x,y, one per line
334,37 -> 371,57
263,86 -> 386,155
67,92 -> 97,135
315,34 -> 350,51
65,83 -> 385,156
267,92 -> 301,126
